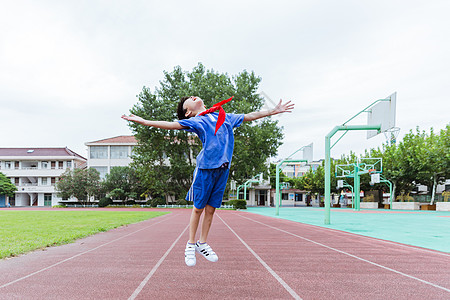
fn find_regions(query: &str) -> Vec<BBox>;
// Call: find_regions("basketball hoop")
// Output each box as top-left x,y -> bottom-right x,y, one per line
383,127 -> 400,145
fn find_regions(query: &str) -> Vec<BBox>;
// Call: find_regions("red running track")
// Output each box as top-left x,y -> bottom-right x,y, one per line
0,209 -> 449,299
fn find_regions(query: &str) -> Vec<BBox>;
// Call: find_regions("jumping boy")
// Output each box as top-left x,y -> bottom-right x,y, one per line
122,96 -> 294,266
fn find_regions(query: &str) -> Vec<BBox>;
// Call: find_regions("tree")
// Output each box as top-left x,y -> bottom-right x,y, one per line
424,126 -> 450,204
56,168 -> 101,205
128,63 -> 284,200
0,172 -> 17,197
102,166 -> 145,204
362,125 -> 450,203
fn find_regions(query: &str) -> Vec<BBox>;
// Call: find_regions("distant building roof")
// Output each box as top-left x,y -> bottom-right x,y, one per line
0,147 -> 86,160
86,135 -> 137,145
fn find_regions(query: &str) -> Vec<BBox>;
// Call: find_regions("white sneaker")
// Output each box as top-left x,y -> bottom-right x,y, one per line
195,242 -> 218,262
185,242 -> 196,267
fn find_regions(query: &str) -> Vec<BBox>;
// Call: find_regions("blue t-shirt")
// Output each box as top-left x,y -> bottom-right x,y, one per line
178,112 -> 244,169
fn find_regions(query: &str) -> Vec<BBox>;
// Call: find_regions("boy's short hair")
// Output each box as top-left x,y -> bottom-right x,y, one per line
177,96 -> 190,120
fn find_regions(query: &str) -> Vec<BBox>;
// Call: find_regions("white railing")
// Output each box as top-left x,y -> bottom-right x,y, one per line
156,204 -> 235,209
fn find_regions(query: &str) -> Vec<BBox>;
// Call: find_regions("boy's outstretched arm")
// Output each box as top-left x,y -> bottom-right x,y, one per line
121,114 -> 184,130
243,99 -> 294,122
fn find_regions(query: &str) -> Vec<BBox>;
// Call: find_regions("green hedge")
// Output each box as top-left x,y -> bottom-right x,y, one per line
98,197 -> 113,207
225,200 -> 246,209
176,199 -> 188,205
146,198 -> 166,207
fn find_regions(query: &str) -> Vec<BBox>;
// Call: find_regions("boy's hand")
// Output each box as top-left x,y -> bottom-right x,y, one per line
121,114 -> 143,123
272,99 -> 295,115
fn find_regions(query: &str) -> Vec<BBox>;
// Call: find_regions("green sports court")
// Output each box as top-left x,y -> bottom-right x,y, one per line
247,206 -> 450,253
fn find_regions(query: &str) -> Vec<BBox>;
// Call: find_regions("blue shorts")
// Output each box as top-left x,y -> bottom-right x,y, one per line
186,165 -> 230,209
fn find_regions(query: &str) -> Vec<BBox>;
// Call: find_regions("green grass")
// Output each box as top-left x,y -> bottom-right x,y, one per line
0,210 -> 169,259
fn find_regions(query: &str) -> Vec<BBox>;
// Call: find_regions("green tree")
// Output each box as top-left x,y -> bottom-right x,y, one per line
362,125 -> 450,203
129,63 -> 284,200
423,125 -> 450,204
0,172 -> 17,197
56,168 -> 101,205
102,166 -> 145,204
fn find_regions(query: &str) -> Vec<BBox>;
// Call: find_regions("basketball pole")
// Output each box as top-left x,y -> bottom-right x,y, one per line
324,125 -> 381,224
275,144 -> 312,216
324,93 -> 397,225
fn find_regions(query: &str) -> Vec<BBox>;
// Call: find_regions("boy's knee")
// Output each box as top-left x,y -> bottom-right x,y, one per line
204,205 -> 216,215
193,207 -> 204,214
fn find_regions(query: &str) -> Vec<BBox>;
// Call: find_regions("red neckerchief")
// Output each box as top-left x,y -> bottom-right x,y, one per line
198,96 -> 233,135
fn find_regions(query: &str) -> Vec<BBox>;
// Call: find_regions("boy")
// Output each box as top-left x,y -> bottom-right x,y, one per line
122,96 -> 294,266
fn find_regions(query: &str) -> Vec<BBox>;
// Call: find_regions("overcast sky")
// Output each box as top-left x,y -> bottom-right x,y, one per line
1,0 -> 449,162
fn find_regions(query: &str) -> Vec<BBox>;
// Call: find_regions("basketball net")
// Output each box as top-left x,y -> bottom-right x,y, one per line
383,127 -> 400,146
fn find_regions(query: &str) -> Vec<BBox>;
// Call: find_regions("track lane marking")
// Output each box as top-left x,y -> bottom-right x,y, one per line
217,214 -> 302,300
238,214 -> 450,293
0,213 -> 175,290
128,224 -> 189,300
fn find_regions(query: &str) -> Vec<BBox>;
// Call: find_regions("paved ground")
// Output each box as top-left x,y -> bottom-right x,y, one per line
247,207 -> 450,252
0,208 -> 449,299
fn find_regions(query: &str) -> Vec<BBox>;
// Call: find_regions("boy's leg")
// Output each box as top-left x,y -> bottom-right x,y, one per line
195,205 -> 219,262
185,206 -> 204,267
199,204 -> 216,243
188,206 -> 204,243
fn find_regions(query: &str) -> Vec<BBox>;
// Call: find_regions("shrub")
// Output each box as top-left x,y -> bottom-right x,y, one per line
53,204 -> 66,208
125,200 -> 136,205
98,197 -> 113,208
146,198 -> 166,207
176,199 -> 188,205
225,200 -> 246,209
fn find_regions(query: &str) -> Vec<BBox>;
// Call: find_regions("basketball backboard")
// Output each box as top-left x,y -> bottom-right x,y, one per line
367,92 -> 397,139
303,143 -> 313,163
259,91 -> 278,111
370,173 -> 381,184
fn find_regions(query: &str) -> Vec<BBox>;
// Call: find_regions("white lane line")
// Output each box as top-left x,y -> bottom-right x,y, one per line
128,224 -> 189,300
239,214 -> 450,293
217,214 -> 302,300
0,213 -> 175,290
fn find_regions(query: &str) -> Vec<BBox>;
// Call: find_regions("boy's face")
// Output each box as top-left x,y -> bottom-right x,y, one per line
183,96 -> 205,117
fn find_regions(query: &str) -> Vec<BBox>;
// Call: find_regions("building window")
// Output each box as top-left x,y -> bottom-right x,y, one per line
5,162 -> 12,169
44,194 -> 52,206
111,146 -> 129,159
67,161 -> 72,169
91,167 -> 108,179
42,178 -> 48,185
42,161 -> 49,169
90,146 -> 108,159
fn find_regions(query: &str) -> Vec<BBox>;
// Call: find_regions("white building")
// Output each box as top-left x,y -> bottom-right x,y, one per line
0,148 -> 87,207
85,136 -> 137,179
